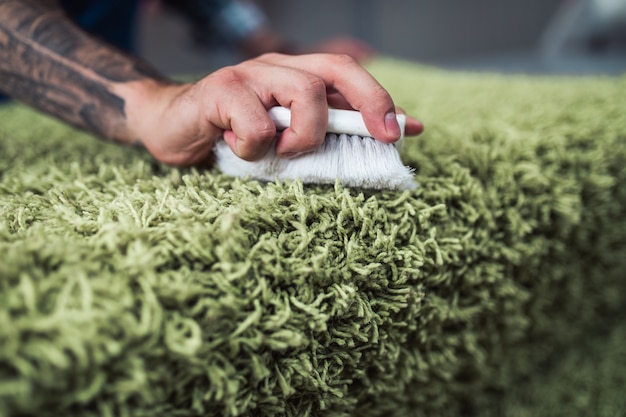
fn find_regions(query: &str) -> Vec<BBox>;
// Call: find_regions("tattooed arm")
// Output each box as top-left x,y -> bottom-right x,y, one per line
0,0 -> 421,165
0,0 -> 172,144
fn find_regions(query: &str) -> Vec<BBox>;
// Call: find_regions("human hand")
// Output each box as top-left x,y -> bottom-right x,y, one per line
124,53 -> 423,166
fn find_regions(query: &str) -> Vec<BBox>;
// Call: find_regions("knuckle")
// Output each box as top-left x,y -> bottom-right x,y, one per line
240,115 -> 277,143
207,66 -> 243,89
371,83 -> 391,101
331,53 -> 358,67
364,84 -> 393,112
298,75 -> 327,102
257,123 -> 277,141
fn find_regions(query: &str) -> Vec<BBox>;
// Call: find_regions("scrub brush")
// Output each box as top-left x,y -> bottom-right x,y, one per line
214,106 -> 416,190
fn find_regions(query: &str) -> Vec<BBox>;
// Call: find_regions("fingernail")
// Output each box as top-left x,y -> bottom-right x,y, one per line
385,112 -> 401,139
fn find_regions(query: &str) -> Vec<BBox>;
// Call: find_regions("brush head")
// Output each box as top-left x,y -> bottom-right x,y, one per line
214,107 -> 417,190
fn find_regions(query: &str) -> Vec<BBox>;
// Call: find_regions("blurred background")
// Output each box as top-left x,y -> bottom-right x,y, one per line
138,0 -> 626,75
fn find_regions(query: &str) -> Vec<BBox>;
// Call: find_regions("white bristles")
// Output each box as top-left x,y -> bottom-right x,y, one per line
214,133 -> 417,190
214,106 -> 417,191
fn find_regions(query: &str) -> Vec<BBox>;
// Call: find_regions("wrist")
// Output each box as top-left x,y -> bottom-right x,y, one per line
110,78 -> 179,146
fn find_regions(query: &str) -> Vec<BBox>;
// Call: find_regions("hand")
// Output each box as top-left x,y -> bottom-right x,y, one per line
124,53 -> 424,166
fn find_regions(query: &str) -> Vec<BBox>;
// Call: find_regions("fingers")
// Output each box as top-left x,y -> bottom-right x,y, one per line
326,95 -> 426,136
217,52 -> 425,159
200,67 -> 277,161
163,54 -> 423,163
207,63 -> 331,159
405,116 -> 425,136
396,106 -> 425,136
207,62 -> 338,159
256,53 -> 401,143
264,69 -> 329,156
326,92 -> 352,110
221,96 -> 277,161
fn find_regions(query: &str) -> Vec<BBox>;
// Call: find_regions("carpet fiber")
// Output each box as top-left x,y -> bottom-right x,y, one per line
1,59 -> 625,417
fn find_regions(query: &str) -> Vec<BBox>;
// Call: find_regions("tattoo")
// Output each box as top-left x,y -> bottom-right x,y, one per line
0,0 -> 168,141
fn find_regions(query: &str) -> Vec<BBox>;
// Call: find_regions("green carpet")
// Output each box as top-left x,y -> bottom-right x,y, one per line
1,59 -> 625,417
482,321 -> 626,417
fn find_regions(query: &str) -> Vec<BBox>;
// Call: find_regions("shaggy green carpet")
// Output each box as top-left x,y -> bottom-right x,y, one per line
482,321 -> 626,417
1,59 -> 625,417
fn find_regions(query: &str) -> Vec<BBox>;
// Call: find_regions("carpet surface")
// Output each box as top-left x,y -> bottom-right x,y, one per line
1,59 -> 625,417
483,321 -> 626,417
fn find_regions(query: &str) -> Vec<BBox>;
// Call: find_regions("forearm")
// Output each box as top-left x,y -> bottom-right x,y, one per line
0,0 -> 171,143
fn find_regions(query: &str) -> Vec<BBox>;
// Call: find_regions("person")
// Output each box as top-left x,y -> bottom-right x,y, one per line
0,0 -> 423,167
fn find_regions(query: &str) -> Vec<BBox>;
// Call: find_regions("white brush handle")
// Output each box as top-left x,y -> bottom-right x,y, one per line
268,106 -> 406,140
